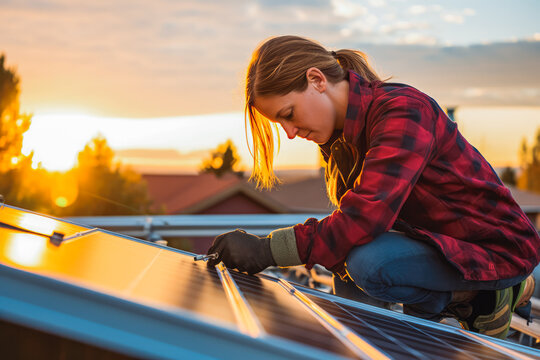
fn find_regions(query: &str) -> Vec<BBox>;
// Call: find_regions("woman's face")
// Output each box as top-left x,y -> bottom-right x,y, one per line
253,69 -> 344,145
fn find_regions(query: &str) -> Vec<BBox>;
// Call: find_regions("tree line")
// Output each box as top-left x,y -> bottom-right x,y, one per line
0,55 -> 152,215
0,54 -> 245,216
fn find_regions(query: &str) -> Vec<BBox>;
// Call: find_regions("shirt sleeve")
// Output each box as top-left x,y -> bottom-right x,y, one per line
294,96 -> 437,271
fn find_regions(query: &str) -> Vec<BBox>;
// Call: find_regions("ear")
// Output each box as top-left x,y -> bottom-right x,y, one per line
306,67 -> 327,93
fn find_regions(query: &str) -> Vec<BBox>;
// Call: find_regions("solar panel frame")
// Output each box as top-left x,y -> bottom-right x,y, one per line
2,204 -> 540,360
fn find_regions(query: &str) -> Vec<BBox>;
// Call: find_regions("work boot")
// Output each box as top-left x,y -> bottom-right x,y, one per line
439,290 -> 476,324
464,286 -> 514,339
450,276 -> 536,340
514,274 -> 536,309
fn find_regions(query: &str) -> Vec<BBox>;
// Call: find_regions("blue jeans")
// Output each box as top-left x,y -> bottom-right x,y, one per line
334,232 -> 528,320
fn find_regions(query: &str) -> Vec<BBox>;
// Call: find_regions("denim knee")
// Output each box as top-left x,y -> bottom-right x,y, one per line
345,246 -> 387,297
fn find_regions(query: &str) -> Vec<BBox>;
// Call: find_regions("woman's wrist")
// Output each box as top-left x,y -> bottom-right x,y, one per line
269,227 -> 303,266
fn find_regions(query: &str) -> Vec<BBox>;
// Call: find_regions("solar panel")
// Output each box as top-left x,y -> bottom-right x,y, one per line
1,204 -> 540,360
229,270 -> 358,358
307,294 -> 517,359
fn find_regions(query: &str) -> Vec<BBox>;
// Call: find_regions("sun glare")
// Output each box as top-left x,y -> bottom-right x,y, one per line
50,173 -> 79,208
22,111 -> 100,171
55,197 -> 69,207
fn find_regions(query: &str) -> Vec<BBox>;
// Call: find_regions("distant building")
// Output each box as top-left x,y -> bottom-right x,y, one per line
142,173 -> 288,215
506,185 -> 540,230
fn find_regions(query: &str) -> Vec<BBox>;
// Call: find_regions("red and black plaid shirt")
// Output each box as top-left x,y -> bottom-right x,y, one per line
294,71 -> 540,281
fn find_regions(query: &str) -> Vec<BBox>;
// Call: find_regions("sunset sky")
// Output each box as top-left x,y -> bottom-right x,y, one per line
1,0 -> 539,172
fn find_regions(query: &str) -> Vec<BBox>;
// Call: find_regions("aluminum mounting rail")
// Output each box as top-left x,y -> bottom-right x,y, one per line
277,278 -> 391,360
215,263 -> 265,338
214,263 -> 392,359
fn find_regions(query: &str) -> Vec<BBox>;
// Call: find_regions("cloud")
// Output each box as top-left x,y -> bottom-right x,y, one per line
116,148 -> 210,173
463,8 -> 476,16
379,21 -> 429,35
441,7 -> 476,24
331,0 -> 368,18
408,5 -> 426,15
396,33 -> 437,45
442,14 -> 465,24
368,0 -> 386,8
1,0 -> 538,117
359,41 -> 540,106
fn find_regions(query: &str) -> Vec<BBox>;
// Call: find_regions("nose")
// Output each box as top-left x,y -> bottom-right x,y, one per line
281,122 -> 298,140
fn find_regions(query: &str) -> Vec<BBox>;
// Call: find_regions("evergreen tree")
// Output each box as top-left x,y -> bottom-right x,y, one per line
0,54 -> 32,172
0,54 -> 41,209
200,139 -> 244,178
500,167 -> 516,186
54,135 -> 155,216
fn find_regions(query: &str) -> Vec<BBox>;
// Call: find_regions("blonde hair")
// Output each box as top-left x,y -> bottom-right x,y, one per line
245,35 -> 381,204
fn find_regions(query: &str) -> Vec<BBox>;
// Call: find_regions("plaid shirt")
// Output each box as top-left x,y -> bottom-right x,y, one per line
294,71 -> 540,281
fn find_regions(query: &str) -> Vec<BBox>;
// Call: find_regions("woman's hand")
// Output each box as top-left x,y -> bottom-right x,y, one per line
206,229 -> 276,274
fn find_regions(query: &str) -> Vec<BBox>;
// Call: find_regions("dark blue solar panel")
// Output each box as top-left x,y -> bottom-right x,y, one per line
2,205 -> 540,360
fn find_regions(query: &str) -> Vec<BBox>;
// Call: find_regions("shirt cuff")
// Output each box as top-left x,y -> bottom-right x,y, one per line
269,227 -> 303,266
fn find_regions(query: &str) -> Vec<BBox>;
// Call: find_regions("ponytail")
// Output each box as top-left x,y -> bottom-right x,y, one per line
333,49 -> 381,83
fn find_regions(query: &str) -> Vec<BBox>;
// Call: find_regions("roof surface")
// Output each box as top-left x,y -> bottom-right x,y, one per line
507,185 -> 540,207
143,173 -> 244,214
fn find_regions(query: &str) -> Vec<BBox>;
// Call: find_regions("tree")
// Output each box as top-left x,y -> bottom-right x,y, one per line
54,135 -> 155,216
200,139 -> 244,178
0,54 -> 42,209
0,54 -> 32,172
500,167 -> 516,186
517,128 -> 540,194
0,153 -> 52,212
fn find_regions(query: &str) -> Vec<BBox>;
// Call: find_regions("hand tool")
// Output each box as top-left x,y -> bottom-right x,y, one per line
193,253 -> 218,261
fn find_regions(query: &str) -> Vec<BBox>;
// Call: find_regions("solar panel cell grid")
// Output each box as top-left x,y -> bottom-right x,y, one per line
230,271 -> 357,358
307,294 -> 517,360
127,251 -> 237,326
342,303 -> 515,360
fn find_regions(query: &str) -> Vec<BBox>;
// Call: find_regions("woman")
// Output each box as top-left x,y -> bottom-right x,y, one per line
207,35 -> 539,339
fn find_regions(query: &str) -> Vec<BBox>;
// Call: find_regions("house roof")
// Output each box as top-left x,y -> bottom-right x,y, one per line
143,173 -> 288,214
265,174 -> 335,213
143,173 -> 242,214
507,185 -> 540,208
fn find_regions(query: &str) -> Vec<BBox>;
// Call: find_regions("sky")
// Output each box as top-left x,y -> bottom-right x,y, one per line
1,0 -> 539,172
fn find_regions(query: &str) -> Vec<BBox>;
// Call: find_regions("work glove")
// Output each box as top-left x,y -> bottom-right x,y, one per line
206,229 -> 276,274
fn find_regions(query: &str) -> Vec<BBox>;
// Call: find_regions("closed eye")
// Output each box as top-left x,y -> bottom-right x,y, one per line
283,109 -> 294,121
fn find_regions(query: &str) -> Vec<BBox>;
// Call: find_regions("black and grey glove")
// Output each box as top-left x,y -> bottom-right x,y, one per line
206,229 -> 276,274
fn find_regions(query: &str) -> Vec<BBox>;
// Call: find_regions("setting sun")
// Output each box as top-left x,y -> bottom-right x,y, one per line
22,112 -> 106,171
